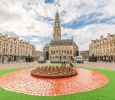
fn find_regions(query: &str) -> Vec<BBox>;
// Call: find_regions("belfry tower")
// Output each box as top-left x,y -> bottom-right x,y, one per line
53,10 -> 61,40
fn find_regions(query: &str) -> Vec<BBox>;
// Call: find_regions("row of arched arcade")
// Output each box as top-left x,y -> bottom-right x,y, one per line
97,55 -> 115,62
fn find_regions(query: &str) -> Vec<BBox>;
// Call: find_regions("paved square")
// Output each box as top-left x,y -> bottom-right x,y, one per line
0,68 -> 108,96
0,61 -> 115,71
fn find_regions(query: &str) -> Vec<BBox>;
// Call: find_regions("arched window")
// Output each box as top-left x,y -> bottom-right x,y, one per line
67,50 -> 69,54
70,50 -> 72,54
64,50 -> 66,53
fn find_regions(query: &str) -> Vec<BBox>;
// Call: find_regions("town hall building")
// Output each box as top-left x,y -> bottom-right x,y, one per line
43,10 -> 79,60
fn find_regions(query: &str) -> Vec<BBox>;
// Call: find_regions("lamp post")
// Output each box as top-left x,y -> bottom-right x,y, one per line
13,53 -> 14,63
59,52 -> 62,64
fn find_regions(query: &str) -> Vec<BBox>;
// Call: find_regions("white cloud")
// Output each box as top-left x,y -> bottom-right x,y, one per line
30,37 -> 41,42
74,24 -> 115,50
59,23 -> 115,51
0,0 -> 115,51
35,45 -> 44,51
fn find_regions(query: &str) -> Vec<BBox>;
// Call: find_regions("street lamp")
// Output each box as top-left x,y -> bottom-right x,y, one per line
60,52 -> 62,62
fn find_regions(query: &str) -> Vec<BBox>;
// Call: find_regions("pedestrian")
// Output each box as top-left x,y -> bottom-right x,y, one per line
104,56 -> 106,62
69,61 -> 73,67
63,58 -> 66,66
109,57 -> 111,62
11,57 -> 13,63
74,58 -> 77,66
7,57 -> 9,64
2,56 -> 4,64
61,58 -> 63,66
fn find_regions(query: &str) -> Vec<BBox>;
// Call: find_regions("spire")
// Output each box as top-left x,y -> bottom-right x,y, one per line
53,10 -> 61,41
57,9 -> 58,13
55,9 -> 59,18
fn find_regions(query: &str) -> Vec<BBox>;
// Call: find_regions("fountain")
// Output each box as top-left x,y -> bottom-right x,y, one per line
31,66 -> 78,78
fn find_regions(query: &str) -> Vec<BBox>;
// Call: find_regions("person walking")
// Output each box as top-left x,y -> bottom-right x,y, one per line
61,58 -> 63,66
11,57 -> 13,63
63,58 -> 66,66
7,57 -> 10,64
74,58 -> 77,67
69,60 -> 73,67
2,56 -> 4,64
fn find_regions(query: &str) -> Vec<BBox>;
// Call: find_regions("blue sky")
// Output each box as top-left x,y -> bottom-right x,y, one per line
0,0 -> 115,51
45,0 -> 54,3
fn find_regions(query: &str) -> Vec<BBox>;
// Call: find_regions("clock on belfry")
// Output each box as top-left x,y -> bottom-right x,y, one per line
56,23 -> 58,27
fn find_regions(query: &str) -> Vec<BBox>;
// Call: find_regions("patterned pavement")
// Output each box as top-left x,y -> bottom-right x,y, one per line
0,68 -> 109,96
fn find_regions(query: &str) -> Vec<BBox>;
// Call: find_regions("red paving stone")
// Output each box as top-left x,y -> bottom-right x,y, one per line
0,68 -> 109,96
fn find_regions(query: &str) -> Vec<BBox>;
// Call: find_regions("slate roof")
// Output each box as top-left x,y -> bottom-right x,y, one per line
44,43 -> 50,48
110,35 -> 114,37
50,39 -> 74,45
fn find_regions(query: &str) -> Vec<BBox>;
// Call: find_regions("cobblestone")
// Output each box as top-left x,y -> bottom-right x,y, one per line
0,68 -> 108,96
